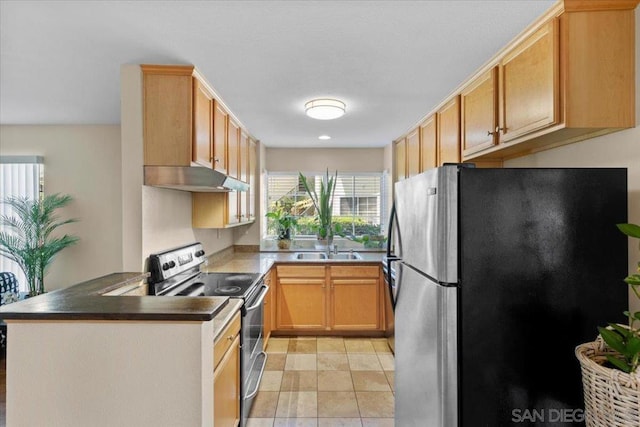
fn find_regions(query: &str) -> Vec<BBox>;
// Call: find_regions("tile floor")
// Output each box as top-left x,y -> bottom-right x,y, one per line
248,337 -> 394,427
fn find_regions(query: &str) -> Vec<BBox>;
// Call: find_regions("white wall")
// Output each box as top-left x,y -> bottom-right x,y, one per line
0,125 -> 123,291
265,147 -> 384,173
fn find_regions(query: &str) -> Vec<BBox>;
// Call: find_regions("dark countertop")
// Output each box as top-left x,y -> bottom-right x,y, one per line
0,272 -> 229,322
0,251 -> 384,322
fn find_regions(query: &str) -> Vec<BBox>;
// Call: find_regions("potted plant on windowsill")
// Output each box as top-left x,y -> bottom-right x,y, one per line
299,169 -> 342,250
575,223 -> 640,426
0,193 -> 79,297
266,206 -> 298,250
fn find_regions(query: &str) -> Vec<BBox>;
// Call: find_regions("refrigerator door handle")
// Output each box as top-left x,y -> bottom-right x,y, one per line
385,259 -> 398,311
386,202 -> 397,258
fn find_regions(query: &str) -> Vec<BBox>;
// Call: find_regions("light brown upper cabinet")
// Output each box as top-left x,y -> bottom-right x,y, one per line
500,20 -> 559,143
463,4 -> 636,161
419,115 -> 437,172
193,79 -> 214,168
248,138 -> 257,221
461,68 -> 499,157
437,96 -> 461,165
213,101 -> 228,173
142,65 -> 202,166
462,21 -> 558,158
393,1 -> 638,166
406,128 -> 420,178
239,131 -> 250,222
227,118 -> 240,179
394,138 -> 406,182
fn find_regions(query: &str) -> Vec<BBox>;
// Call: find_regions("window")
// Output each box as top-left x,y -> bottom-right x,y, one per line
265,172 -> 387,240
0,156 -> 44,292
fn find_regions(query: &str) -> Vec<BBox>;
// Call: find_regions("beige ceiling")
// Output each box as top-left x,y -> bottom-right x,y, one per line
0,0 -> 555,148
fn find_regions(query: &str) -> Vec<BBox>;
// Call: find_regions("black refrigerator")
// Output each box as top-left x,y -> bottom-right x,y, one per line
386,165 -> 628,426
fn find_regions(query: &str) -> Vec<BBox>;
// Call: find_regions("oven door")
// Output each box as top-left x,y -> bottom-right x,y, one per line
241,281 -> 268,425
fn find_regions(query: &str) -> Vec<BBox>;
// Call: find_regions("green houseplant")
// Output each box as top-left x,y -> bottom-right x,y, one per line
575,223 -> 640,426
298,169 -> 342,248
0,194 -> 79,296
266,204 -> 298,250
596,223 -> 640,373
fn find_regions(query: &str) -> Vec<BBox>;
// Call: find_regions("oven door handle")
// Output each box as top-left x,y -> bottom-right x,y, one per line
244,351 -> 268,401
244,284 -> 269,312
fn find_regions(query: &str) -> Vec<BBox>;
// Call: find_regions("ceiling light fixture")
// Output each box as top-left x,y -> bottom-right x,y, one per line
305,98 -> 346,120
318,135 -> 331,140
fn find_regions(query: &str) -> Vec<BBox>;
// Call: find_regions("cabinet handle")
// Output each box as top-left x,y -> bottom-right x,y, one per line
214,157 -> 220,163
495,126 -> 505,133
486,130 -> 495,136
227,335 -> 234,341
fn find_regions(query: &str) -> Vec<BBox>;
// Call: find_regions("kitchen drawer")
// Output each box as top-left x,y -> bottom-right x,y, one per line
277,265 -> 325,278
330,265 -> 380,278
214,311 -> 241,369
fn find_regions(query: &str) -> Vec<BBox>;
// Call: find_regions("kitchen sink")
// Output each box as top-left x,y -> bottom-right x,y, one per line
294,252 -> 328,260
328,252 -> 362,260
293,252 -> 362,260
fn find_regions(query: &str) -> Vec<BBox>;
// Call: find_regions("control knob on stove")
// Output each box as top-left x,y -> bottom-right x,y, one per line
195,250 -> 205,257
162,260 -> 176,271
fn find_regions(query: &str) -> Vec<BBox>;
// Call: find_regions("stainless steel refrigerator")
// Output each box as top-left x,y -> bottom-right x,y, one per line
386,165 -> 628,426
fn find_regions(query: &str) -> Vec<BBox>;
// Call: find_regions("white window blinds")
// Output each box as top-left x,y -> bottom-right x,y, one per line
0,156 -> 44,291
265,172 -> 386,238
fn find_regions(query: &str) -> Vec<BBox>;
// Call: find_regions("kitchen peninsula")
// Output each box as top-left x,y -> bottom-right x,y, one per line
0,272 -> 233,427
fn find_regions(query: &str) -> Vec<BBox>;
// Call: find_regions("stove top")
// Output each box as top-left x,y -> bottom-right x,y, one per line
148,242 -> 262,298
177,272 -> 262,298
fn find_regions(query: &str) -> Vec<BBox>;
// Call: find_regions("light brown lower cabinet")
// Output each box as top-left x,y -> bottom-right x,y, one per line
213,312 -> 241,427
274,264 -> 383,332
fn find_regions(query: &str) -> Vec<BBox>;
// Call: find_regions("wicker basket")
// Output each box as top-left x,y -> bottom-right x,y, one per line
575,336 -> 640,426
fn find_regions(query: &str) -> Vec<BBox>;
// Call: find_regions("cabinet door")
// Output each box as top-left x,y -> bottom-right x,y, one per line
394,139 -> 406,182
192,79 -> 213,168
227,118 -> 240,179
276,278 -> 327,330
406,128 -> 420,178
213,334 -> 240,427
500,19 -> 558,142
227,191 -> 240,226
192,193 -> 227,228
248,139 -> 257,221
239,131 -> 249,222
213,101 -> 228,173
420,115 -> 437,172
142,71 -> 192,166
461,69 -> 498,157
438,96 -> 461,165
331,279 -> 380,330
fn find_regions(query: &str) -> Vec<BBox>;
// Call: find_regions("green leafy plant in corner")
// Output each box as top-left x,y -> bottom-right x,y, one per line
265,202 -> 298,241
298,169 -> 342,240
597,223 -> 640,373
0,194 -> 79,296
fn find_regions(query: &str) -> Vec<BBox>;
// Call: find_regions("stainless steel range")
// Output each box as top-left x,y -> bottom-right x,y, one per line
147,242 -> 268,427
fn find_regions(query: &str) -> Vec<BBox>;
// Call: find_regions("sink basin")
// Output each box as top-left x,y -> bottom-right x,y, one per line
328,252 -> 362,260
294,252 -> 328,260
292,252 -> 362,260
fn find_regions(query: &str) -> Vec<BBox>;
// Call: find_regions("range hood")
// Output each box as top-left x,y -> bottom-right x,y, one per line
144,166 -> 249,192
